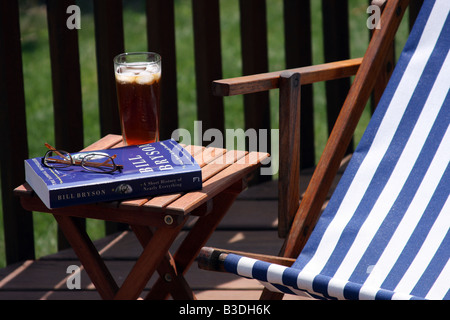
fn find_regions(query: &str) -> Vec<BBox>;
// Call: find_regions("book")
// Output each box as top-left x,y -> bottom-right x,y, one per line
25,139 -> 202,209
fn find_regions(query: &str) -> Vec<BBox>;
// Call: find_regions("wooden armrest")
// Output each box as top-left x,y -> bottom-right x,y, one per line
212,57 -> 362,96
198,247 -> 296,272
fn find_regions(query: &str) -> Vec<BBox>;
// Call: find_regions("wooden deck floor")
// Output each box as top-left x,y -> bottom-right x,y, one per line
0,175 -> 333,300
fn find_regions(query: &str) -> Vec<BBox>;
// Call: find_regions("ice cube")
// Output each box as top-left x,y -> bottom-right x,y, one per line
136,71 -> 155,84
115,71 -> 136,83
145,63 -> 160,74
126,63 -> 147,74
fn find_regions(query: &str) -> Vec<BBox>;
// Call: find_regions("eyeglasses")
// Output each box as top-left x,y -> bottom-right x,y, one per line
42,143 -> 123,173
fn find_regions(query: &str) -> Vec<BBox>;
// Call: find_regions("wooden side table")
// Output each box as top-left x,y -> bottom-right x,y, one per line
14,134 -> 269,299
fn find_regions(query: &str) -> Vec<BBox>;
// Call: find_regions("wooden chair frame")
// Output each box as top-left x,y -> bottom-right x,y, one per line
199,0 -> 410,299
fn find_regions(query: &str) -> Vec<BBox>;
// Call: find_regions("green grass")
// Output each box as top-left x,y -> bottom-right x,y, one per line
0,0 -> 410,268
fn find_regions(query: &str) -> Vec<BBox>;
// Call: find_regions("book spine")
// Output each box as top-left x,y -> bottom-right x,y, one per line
48,170 -> 202,208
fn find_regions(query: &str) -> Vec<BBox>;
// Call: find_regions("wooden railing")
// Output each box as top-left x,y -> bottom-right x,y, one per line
0,0 -> 422,266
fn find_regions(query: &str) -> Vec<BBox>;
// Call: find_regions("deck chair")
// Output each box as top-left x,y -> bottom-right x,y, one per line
199,0 -> 449,300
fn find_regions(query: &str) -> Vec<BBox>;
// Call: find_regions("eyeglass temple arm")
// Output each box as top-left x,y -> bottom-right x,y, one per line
46,156 -> 123,170
44,143 -> 69,160
45,143 -> 123,169
88,154 -> 123,169
100,154 -> 124,169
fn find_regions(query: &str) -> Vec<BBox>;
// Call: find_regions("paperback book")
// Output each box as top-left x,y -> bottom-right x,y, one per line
25,139 -> 202,209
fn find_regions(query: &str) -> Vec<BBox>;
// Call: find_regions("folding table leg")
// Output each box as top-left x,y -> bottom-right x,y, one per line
53,214 -> 119,299
146,181 -> 243,299
131,225 -> 196,300
113,218 -> 187,300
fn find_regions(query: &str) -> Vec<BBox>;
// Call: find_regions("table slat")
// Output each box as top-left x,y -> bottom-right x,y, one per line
140,149 -> 248,212
165,151 -> 269,215
118,146 -> 226,209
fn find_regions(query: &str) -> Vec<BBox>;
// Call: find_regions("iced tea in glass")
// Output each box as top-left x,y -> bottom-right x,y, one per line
114,52 -> 161,145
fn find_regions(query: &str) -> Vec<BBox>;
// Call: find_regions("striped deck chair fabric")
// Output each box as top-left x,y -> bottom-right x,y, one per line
223,0 -> 450,300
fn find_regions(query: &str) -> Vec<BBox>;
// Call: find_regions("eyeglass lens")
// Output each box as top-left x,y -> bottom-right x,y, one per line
81,153 -> 116,173
44,150 -> 72,168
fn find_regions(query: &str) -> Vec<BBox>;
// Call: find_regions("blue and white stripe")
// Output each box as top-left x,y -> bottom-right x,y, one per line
224,0 -> 449,300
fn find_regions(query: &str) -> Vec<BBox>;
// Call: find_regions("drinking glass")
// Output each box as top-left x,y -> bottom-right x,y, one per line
114,52 -> 161,145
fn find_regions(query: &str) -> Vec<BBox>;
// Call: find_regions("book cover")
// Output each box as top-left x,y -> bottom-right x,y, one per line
25,139 -> 202,209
